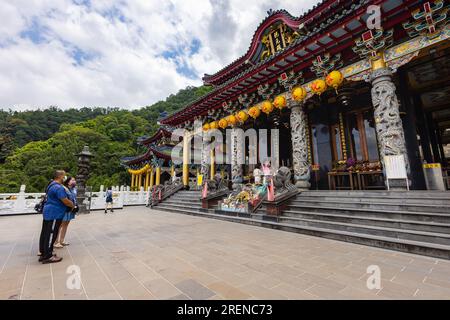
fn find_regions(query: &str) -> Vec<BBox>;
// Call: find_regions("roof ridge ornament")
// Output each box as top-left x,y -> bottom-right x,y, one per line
257,83 -> 276,100
238,93 -> 258,108
403,1 -> 449,40
310,53 -> 343,78
278,70 -> 304,92
353,28 -> 394,60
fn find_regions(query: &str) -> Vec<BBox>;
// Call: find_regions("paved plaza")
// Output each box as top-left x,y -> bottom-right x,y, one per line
1,206 -> 450,300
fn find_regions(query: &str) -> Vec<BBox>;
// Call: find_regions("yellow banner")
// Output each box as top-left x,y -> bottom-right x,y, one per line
197,175 -> 203,186
423,163 -> 441,169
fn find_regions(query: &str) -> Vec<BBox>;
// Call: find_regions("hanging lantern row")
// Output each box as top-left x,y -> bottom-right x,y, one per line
310,70 -> 344,96
202,70 -> 344,131
326,70 -> 344,92
292,86 -> 307,101
261,100 -> 274,115
237,110 -> 249,122
248,106 -> 260,119
273,95 -> 287,110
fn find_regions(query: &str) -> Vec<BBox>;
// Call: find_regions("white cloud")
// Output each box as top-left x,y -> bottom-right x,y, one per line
0,0 -> 320,111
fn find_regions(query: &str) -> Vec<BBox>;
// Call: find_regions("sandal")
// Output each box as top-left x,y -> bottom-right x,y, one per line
62,242 -> 70,246
41,255 -> 63,264
54,243 -> 64,249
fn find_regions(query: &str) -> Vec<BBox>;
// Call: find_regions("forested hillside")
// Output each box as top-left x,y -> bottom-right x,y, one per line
0,85 -> 212,193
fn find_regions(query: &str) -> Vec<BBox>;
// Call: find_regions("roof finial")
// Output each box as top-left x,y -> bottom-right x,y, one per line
267,9 -> 274,16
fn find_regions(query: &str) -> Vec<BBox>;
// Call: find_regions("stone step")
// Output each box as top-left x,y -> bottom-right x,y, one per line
157,203 -> 202,210
284,208 -> 450,224
290,199 -> 450,213
285,203 -> 450,223
152,205 -> 450,260
300,190 -> 450,199
165,198 -> 201,204
276,216 -> 450,246
163,202 -> 202,209
281,210 -> 450,234
295,195 -> 450,206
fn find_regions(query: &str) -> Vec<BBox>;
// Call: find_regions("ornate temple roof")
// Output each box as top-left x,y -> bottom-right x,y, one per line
137,127 -> 173,146
122,127 -> 176,167
160,0 -> 416,127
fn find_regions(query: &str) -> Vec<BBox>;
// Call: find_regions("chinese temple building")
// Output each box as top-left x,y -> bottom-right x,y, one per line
122,127 -> 177,191
125,0 -> 450,193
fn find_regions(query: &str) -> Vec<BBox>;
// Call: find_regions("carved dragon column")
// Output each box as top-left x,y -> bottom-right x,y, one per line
201,138 -> 209,181
371,66 -> 410,188
231,127 -> 243,189
353,29 -> 410,189
290,104 -> 311,190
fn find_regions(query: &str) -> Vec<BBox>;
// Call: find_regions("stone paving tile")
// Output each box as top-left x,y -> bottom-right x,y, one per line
143,278 -> 182,299
175,279 -> 215,300
237,283 -> 287,300
207,281 -> 251,300
270,283 -> 318,300
1,206 -> 450,300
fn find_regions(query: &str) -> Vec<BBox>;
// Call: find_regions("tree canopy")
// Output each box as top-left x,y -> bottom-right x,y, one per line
0,85 -> 212,193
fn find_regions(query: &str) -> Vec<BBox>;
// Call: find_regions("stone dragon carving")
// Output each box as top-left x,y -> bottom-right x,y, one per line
231,128 -> 243,188
290,105 -> 311,189
272,166 -> 297,195
371,68 -> 410,174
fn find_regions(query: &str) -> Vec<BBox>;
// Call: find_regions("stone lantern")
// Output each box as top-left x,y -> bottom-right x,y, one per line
75,146 -> 94,213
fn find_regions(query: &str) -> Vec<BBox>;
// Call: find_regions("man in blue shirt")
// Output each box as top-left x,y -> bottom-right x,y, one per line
38,170 -> 75,264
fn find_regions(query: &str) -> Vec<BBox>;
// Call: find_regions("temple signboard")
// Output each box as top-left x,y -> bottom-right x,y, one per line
261,23 -> 299,60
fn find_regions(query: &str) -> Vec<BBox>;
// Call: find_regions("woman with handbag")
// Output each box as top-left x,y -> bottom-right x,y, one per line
54,176 -> 78,248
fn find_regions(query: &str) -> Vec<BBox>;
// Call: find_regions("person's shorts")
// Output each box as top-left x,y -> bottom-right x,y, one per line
62,211 -> 75,221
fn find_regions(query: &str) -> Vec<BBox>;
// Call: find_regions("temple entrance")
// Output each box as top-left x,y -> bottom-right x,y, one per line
308,81 -> 383,190
400,43 -> 450,190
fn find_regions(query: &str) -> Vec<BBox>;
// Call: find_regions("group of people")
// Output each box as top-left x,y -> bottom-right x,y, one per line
37,170 -> 78,264
37,170 -> 116,264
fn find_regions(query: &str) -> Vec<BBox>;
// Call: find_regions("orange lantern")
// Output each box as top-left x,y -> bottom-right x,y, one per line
310,79 -> 327,96
273,95 -> 287,110
203,123 -> 210,131
326,70 -> 344,92
292,86 -> 307,102
209,121 -> 218,130
227,115 -> 238,127
237,110 -> 249,123
248,106 -> 261,119
261,100 -> 274,115
218,118 -> 228,129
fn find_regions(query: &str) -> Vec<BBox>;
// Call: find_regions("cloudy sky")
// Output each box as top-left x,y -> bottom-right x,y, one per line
0,0 -> 320,111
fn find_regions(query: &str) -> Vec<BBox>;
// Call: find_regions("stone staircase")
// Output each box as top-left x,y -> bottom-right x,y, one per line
152,189 -> 450,259
155,189 -> 203,212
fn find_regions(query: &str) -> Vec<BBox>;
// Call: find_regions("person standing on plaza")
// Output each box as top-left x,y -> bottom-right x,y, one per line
104,186 -> 114,214
38,170 -> 75,264
54,176 -> 78,248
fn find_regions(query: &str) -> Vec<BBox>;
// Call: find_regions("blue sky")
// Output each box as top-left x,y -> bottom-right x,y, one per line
0,0 -> 319,110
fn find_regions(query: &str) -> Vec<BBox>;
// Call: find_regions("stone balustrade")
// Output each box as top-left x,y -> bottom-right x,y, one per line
0,185 -> 151,216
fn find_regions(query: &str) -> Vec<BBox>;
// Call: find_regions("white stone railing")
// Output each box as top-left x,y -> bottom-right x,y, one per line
0,185 -> 151,216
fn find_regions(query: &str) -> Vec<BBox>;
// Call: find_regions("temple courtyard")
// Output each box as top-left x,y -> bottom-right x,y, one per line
1,206 -> 450,300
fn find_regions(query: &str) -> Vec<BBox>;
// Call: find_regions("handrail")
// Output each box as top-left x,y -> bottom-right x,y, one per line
150,182 -> 184,207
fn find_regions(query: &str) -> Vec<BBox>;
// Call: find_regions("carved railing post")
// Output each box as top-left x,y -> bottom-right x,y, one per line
290,104 -> 311,190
